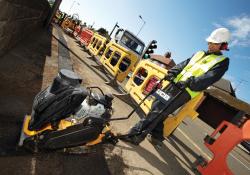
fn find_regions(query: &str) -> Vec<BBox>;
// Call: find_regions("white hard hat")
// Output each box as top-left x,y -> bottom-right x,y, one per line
206,28 -> 231,43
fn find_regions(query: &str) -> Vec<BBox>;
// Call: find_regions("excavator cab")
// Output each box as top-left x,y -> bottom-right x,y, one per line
116,30 -> 145,57
99,30 -> 145,83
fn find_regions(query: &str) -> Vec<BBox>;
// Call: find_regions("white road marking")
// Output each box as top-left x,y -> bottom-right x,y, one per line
230,153 -> 250,171
30,157 -> 36,175
176,128 -> 212,160
177,128 -> 250,170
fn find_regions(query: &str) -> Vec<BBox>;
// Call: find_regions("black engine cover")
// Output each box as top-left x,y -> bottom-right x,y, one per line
28,69 -> 88,131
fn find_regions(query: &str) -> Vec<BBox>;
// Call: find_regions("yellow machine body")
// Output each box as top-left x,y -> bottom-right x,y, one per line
61,18 -> 76,31
125,59 -> 205,136
163,93 -> 205,136
100,41 -> 139,82
22,115 -> 73,136
22,115 -> 111,146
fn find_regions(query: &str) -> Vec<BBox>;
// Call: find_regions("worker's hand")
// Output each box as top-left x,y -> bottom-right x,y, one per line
156,82 -> 163,89
175,81 -> 189,90
175,76 -> 195,90
164,73 -> 175,82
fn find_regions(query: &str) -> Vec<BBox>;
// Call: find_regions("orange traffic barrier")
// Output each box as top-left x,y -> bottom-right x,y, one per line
79,29 -> 94,47
73,25 -> 81,38
197,119 -> 250,175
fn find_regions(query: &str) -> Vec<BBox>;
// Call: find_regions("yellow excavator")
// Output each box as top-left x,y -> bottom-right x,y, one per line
61,13 -> 81,35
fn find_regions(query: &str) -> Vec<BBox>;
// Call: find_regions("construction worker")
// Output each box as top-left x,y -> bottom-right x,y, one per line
121,28 -> 231,147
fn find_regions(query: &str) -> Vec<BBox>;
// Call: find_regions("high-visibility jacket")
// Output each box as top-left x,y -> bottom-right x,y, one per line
174,51 -> 226,98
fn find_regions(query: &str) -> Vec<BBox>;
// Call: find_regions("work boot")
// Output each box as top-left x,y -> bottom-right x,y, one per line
146,134 -> 163,148
120,135 -> 144,145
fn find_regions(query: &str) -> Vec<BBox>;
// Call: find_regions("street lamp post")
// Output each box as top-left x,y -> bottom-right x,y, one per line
109,22 -> 119,38
68,1 -> 80,15
90,22 -> 95,28
137,15 -> 146,36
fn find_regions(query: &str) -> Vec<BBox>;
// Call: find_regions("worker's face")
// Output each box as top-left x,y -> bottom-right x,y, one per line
208,42 -> 222,53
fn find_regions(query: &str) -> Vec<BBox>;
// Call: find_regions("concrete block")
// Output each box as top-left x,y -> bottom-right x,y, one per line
29,9 -> 37,17
0,0 -> 51,56
15,5 -> 25,19
0,35 -> 11,54
0,47 -> 8,57
8,4 -> 20,21
34,10 -> 41,18
4,21 -> 15,35
12,20 -> 21,34
0,21 -> 7,38
0,1 -> 10,21
6,0 -> 23,5
22,6 -> 32,18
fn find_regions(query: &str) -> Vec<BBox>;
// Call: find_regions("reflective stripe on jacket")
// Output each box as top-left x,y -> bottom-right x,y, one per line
174,51 -> 226,98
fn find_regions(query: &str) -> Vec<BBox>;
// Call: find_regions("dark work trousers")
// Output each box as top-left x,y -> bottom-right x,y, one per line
129,84 -> 191,141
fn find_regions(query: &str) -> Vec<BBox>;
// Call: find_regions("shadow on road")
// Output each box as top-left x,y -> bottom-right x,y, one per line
117,142 -> 191,175
168,135 -> 200,169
